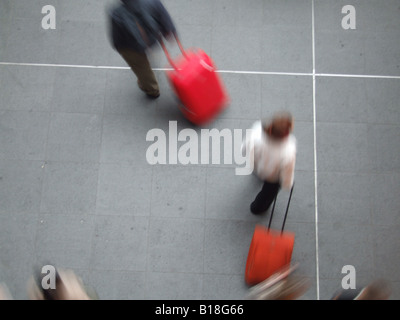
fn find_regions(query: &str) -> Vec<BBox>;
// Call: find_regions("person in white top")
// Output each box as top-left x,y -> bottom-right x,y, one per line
244,112 -> 296,214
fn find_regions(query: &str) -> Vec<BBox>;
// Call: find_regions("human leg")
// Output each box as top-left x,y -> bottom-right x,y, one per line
118,49 -> 160,97
250,181 -> 280,214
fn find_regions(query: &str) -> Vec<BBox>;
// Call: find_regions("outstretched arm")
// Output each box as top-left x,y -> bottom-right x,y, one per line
153,0 -> 177,39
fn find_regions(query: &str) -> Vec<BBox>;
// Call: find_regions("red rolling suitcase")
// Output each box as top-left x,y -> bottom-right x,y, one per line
245,185 -> 295,286
160,37 -> 229,125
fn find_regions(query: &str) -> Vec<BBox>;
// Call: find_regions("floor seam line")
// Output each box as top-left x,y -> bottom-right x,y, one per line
1,62 -> 400,79
312,0 -> 320,301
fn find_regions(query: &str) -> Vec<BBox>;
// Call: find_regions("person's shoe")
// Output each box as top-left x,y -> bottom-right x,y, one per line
138,80 -> 160,98
146,92 -> 160,99
250,202 -> 267,215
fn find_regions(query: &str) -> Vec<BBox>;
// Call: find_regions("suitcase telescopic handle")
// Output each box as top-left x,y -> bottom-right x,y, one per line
159,33 -> 188,70
267,183 -> 294,233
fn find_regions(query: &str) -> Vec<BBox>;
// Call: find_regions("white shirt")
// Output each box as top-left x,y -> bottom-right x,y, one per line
243,121 -> 296,190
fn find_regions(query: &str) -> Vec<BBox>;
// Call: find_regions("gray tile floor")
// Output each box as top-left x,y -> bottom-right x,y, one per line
0,0 -> 399,300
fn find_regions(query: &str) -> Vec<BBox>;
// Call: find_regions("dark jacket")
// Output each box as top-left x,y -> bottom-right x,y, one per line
108,0 -> 176,52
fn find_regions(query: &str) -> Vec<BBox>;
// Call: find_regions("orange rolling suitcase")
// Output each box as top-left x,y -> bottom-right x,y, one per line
160,37 -> 229,125
245,185 -> 295,286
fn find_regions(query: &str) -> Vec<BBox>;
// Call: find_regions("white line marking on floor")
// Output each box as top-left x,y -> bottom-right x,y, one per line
1,62 -> 400,80
215,70 -> 312,77
312,0 -> 320,301
315,73 -> 400,80
0,62 -> 130,69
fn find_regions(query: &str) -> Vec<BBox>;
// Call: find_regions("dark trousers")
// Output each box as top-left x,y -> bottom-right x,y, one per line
118,49 -> 160,96
251,181 -> 280,214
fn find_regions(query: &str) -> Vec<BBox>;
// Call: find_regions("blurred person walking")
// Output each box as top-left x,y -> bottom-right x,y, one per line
331,279 -> 391,300
108,0 -> 177,98
27,267 -> 98,300
243,111 -> 296,214
0,283 -> 13,300
246,264 -> 310,300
